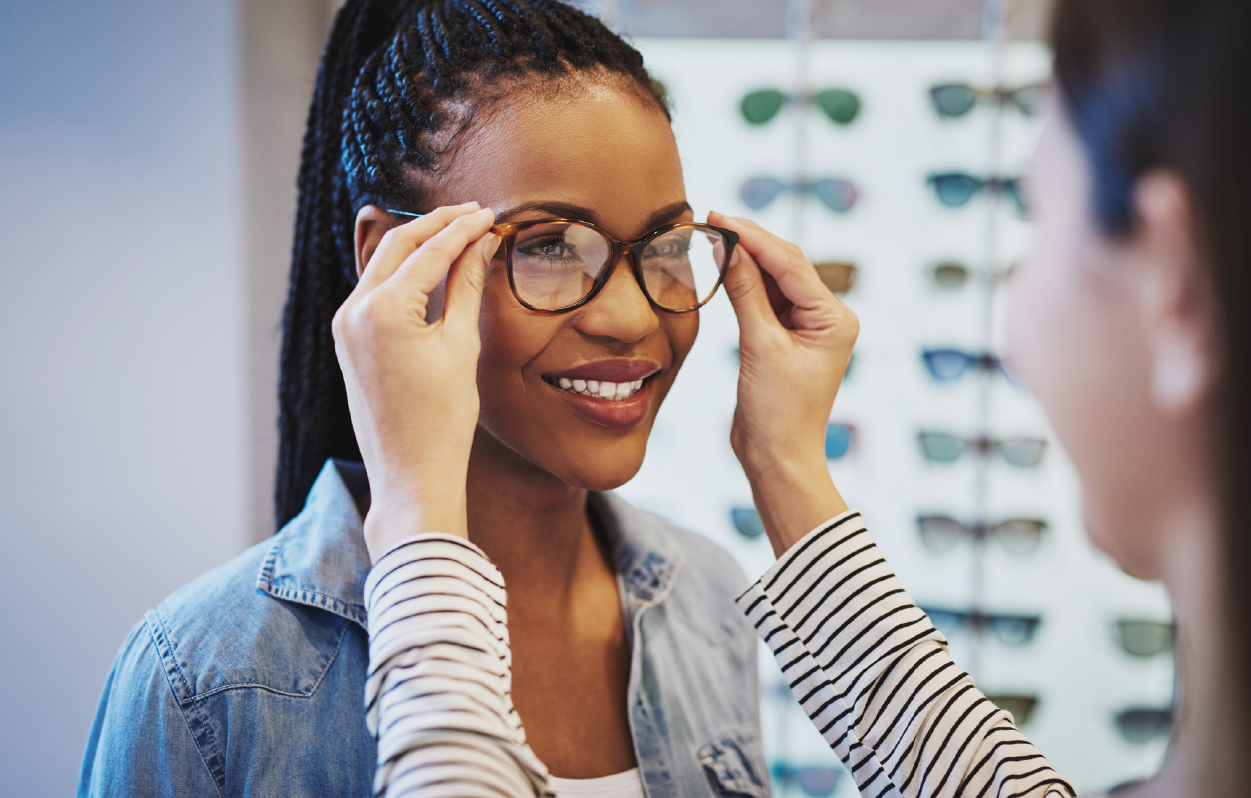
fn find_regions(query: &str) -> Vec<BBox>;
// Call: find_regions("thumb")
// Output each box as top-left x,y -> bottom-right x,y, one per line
442,232 -> 496,337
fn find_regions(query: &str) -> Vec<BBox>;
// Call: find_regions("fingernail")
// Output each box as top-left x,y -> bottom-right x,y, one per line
481,233 -> 501,261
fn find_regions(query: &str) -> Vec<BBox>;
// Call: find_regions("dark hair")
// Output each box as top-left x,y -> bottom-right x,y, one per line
275,0 -> 669,530
1052,0 -> 1251,772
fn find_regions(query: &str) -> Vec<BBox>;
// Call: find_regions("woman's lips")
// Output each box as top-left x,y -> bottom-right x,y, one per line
545,376 -> 655,429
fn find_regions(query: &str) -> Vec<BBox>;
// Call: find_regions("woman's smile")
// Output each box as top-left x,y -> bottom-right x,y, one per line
542,358 -> 662,429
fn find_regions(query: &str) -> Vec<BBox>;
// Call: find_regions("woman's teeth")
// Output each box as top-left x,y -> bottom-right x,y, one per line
553,377 -> 646,401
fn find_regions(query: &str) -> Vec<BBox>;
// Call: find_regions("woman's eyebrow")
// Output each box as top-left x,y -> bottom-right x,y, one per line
493,200 -> 695,230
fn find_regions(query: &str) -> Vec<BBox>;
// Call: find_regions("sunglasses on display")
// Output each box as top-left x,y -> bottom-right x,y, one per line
730,506 -> 766,540
825,423 -> 857,460
740,87 -> 862,126
1115,707 -> 1172,744
921,348 -> 1006,382
770,763 -> 842,798
917,431 -> 1047,467
928,82 -> 1045,118
740,177 -> 859,213
815,261 -> 857,295
926,172 -> 1027,218
930,261 -> 1014,291
1112,619 -> 1174,659
920,605 -> 1043,646
386,211 -> 737,313
916,515 -> 1049,555
987,693 -> 1040,727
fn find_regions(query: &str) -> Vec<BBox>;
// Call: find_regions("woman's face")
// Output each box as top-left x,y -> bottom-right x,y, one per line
1005,106 -> 1200,579
426,81 -> 695,491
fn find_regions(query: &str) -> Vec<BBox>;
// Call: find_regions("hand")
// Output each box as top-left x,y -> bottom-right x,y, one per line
711,211 -> 858,555
332,202 -> 498,560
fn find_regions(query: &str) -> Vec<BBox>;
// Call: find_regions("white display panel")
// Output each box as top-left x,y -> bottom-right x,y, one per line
618,39 -> 1174,796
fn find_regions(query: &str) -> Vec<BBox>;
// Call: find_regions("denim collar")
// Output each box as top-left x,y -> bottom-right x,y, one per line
256,459 -> 686,627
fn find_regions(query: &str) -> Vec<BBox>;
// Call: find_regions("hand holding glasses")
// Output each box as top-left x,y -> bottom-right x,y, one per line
387,211 -> 737,313
741,87 -> 861,126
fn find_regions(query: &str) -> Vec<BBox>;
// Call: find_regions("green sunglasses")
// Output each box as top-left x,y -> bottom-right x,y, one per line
740,88 -> 862,127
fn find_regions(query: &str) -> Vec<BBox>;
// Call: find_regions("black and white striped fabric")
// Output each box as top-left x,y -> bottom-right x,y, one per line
366,516 -> 1076,798
365,534 -> 553,798
736,511 -> 1076,798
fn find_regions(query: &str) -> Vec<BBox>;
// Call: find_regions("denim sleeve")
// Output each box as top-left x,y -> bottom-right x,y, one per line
78,619 -> 221,798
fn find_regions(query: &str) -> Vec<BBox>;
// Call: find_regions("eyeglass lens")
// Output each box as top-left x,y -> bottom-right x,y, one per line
730,506 -> 766,540
814,261 -> 857,294
509,222 -> 727,312
987,693 -> 1040,726
916,515 -> 1047,554
1113,619 -> 1174,658
825,424 -> 854,459
1115,708 -> 1172,743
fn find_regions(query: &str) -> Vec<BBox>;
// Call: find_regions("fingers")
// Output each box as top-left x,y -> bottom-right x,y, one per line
441,232 -> 499,339
385,207 -> 496,299
709,211 -> 835,316
720,237 -> 783,338
356,202 -> 482,293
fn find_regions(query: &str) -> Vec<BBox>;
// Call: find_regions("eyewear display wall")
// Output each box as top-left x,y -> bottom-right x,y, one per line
619,40 -> 1175,796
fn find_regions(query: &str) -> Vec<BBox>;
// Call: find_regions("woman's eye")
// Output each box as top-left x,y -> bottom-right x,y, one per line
646,237 -> 691,258
518,237 -> 578,260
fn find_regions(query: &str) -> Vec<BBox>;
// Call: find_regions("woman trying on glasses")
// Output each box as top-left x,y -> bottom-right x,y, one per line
355,2 -> 1251,798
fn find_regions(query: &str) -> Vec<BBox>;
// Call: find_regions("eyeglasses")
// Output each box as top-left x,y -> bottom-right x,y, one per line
987,693 -> 1040,726
922,349 -> 1006,382
921,605 -> 1043,646
1112,619 -> 1174,658
741,88 -> 862,126
929,83 -> 1045,118
740,177 -> 859,213
386,211 -> 737,314
814,261 -> 857,295
770,763 -> 842,797
825,423 -> 857,460
931,261 -> 1014,291
730,506 -> 766,540
918,431 -> 1047,467
927,172 -> 1027,218
1115,707 -> 1172,743
916,515 -> 1049,555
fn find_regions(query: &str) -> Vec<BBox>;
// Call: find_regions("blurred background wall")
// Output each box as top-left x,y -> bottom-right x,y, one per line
0,0 -> 1049,794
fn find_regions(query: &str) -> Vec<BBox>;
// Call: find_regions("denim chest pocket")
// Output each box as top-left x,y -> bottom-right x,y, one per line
698,727 -> 769,798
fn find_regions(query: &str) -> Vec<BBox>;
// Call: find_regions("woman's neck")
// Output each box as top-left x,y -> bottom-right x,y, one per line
1132,499 -> 1244,798
463,426 -> 608,607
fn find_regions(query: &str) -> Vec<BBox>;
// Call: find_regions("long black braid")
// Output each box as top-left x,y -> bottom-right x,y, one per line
275,0 -> 669,530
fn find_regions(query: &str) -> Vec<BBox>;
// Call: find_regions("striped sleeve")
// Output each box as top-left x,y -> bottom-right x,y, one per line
364,533 -> 552,798
737,511 -> 1076,798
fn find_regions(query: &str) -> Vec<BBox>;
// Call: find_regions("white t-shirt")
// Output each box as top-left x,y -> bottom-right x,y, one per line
548,768 -> 646,798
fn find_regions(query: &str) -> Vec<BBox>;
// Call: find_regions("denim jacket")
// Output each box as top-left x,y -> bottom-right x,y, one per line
79,460 -> 768,797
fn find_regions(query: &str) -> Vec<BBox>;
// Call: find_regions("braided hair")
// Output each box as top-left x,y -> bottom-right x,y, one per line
275,0 -> 669,531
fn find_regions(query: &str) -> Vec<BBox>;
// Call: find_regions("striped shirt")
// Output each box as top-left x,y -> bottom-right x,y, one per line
365,513 -> 1075,798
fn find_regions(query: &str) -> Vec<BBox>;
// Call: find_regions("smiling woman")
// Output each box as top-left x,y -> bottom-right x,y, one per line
76,2 -> 768,797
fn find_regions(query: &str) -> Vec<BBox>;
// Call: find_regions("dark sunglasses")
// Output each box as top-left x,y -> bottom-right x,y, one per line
927,172 -> 1027,218
741,88 -> 861,126
1112,619 -> 1174,658
740,177 -> 859,213
916,514 -> 1049,555
987,693 -> 1040,727
921,605 -> 1043,646
1115,707 -> 1172,744
386,210 -> 738,314
918,431 -> 1048,467
928,83 -> 1045,118
770,763 -> 842,797
921,348 -> 1006,382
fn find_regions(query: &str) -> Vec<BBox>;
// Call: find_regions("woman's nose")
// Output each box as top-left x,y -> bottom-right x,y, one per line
575,256 -> 660,343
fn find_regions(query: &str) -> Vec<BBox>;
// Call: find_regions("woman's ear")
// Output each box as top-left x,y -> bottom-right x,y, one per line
1131,170 -> 1220,414
354,205 -> 396,279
